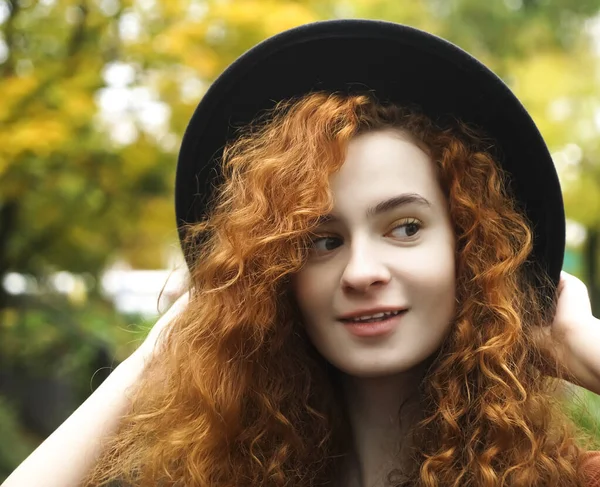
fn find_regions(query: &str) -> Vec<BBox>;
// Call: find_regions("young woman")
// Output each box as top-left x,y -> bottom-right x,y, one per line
5,19 -> 600,487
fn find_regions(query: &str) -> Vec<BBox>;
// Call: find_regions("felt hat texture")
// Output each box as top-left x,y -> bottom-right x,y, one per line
175,19 -> 565,289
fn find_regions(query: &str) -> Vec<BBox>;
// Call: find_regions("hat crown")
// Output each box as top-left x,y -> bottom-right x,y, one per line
176,19 -> 564,289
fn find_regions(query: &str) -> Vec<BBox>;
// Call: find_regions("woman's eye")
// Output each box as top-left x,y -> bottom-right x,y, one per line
391,219 -> 422,238
310,236 -> 341,253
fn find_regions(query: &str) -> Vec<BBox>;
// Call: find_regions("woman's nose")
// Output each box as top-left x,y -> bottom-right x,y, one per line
340,241 -> 391,293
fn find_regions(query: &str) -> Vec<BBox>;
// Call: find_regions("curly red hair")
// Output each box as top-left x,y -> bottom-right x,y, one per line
84,93 -> 595,486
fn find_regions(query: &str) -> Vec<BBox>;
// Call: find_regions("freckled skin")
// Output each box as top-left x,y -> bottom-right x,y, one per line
291,129 -> 456,378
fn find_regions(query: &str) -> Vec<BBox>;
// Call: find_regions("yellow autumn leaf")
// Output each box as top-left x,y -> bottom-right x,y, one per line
214,0 -> 268,25
508,52 -> 590,108
563,176 -> 600,227
262,3 -> 320,36
0,118 -> 69,158
120,196 -> 177,268
0,75 -> 40,121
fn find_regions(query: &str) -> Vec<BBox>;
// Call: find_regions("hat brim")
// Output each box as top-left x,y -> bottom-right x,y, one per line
176,19 -> 564,288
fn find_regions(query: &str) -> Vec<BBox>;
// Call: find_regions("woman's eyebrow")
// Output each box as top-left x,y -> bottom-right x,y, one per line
315,193 -> 431,225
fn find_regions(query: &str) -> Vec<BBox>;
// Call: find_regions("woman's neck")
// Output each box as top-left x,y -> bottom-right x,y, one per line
339,364 -> 427,487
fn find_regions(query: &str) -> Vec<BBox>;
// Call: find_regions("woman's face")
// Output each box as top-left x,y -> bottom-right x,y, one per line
291,129 -> 456,378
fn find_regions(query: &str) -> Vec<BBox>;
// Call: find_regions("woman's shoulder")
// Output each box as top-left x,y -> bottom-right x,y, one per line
581,450 -> 600,486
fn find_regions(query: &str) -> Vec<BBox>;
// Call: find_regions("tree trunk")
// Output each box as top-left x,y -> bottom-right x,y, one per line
0,200 -> 19,310
584,228 -> 600,316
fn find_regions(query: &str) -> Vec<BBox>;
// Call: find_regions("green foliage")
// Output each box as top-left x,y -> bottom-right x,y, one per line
1,294 -> 149,377
0,395 -> 39,482
562,385 -> 600,450
0,290 -> 159,478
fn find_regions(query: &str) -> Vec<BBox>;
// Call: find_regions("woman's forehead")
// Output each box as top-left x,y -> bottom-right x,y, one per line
326,131 -> 444,215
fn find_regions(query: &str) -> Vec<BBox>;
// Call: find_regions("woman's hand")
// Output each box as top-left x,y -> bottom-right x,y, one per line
533,271 -> 600,395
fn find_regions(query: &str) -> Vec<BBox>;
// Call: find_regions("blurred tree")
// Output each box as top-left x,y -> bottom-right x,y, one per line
0,0 -> 154,308
0,0 -> 338,311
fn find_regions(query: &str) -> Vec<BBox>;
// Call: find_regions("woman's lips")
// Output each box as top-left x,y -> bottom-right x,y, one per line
340,310 -> 407,337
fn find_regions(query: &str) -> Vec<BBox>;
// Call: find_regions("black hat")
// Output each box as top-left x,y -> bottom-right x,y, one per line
175,19 -> 565,288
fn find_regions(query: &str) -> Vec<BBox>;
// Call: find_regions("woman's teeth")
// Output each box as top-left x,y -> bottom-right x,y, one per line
345,310 -> 403,323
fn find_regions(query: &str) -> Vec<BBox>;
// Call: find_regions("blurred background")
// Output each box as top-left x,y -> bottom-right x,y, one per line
2,0 -> 600,480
